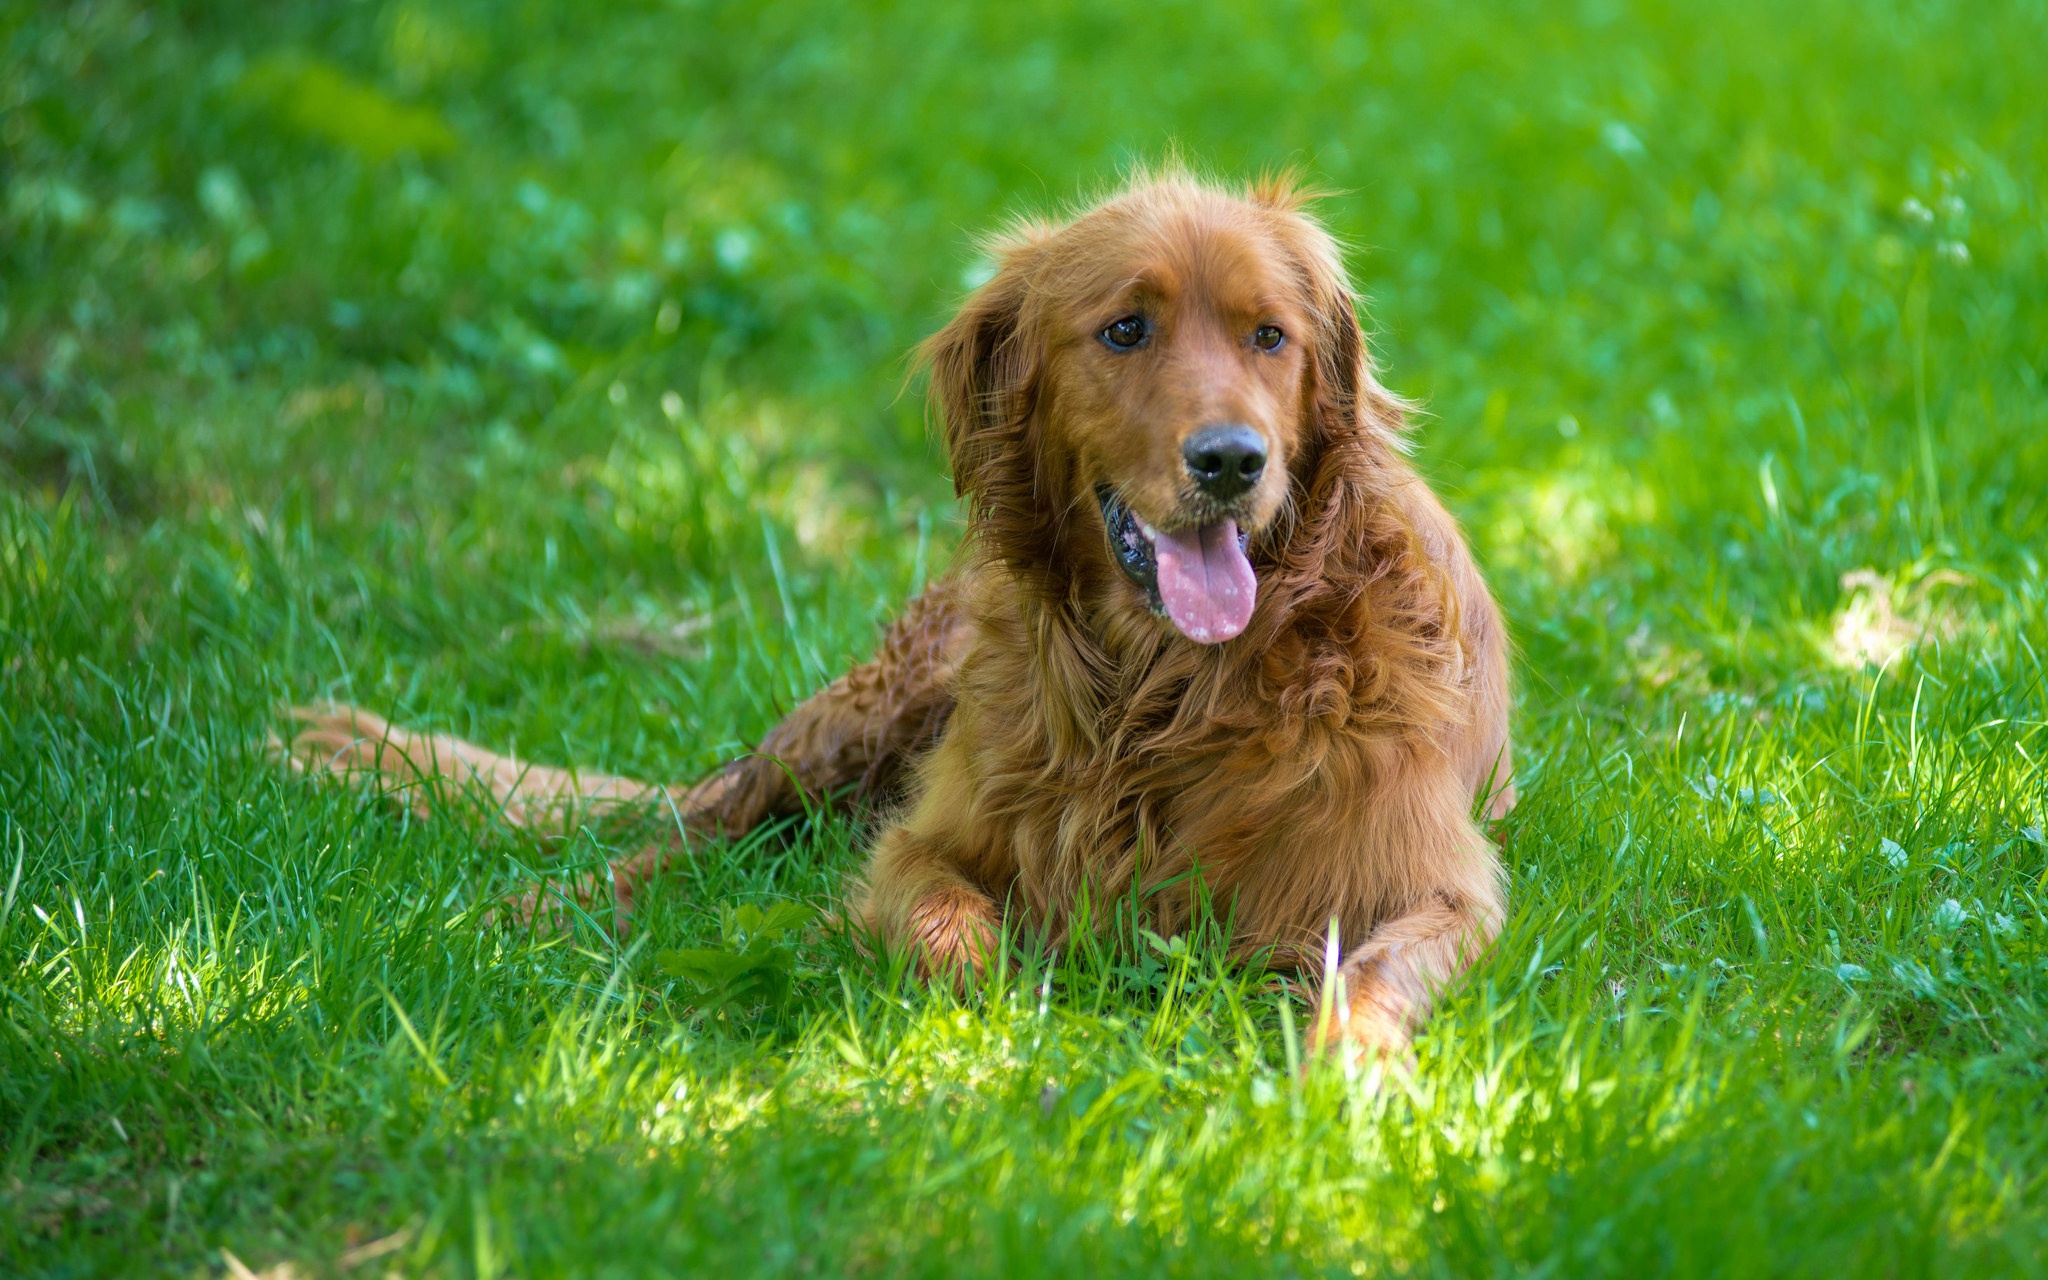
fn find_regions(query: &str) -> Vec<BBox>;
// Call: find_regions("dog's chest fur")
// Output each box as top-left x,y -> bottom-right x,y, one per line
937,591 -> 1434,956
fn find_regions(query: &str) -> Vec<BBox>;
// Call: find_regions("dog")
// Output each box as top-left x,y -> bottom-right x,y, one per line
284,171 -> 1516,1058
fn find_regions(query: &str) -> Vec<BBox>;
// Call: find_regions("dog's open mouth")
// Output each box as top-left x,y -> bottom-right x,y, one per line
1097,486 -> 1258,644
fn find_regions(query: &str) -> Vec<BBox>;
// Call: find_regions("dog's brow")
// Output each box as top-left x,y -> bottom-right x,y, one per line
1109,272 -> 1166,302
1176,284 -> 1299,330
1192,291 -> 1296,324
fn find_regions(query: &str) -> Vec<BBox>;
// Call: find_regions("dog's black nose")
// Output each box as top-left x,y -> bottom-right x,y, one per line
1182,425 -> 1267,501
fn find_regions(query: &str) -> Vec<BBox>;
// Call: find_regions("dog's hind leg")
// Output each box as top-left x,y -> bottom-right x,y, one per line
278,703 -> 666,832
283,578 -> 974,922
596,576 -> 975,904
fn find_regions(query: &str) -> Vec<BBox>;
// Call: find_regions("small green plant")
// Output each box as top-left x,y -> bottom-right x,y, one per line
657,900 -> 816,1012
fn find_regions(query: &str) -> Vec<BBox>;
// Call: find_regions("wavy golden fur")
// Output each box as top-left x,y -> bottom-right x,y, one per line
285,171 -> 1516,1057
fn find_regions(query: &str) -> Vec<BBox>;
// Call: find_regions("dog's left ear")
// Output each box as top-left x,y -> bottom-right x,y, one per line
1273,210 -> 1408,452
918,224 -> 1052,510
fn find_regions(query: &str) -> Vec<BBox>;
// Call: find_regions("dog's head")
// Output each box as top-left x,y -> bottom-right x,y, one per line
924,173 -> 1393,645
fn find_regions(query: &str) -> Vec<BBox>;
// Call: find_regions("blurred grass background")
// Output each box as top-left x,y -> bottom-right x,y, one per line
4,0 -> 2047,1275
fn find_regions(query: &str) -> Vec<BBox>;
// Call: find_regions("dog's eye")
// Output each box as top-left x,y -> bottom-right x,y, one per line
1100,316 -> 1149,350
1253,325 -> 1285,352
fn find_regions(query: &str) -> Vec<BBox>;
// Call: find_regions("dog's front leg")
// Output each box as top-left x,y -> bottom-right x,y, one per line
853,823 -> 1003,981
1324,892 -> 1502,1061
1318,766 -> 1506,1060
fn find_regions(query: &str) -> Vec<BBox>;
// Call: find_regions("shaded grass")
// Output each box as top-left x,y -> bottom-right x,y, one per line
4,0 -> 2048,1275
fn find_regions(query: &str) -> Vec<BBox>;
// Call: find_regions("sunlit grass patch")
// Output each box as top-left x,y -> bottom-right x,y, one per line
1475,449 -> 1661,584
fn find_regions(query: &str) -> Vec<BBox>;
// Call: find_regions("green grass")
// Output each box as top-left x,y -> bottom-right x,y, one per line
5,0 -> 2047,1274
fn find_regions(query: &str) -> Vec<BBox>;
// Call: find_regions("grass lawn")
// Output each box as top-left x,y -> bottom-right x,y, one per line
5,0 -> 2047,1274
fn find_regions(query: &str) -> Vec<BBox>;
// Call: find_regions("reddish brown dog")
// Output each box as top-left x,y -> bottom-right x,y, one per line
286,172 -> 1516,1058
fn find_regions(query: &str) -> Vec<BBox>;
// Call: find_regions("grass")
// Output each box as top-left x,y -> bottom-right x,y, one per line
4,0 -> 2047,1274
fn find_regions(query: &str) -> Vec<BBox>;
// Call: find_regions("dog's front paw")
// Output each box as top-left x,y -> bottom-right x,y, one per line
907,885 -> 1000,984
1322,1013 -> 1417,1074
1306,979 -> 1419,1078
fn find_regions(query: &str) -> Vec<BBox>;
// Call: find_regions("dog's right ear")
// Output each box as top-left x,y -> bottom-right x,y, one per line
917,224 -> 1050,507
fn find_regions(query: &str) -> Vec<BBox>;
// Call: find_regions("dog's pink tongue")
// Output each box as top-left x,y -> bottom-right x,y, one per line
1152,519 -> 1257,644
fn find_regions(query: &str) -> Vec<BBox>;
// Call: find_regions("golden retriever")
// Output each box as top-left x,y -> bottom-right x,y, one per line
285,171 -> 1516,1057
